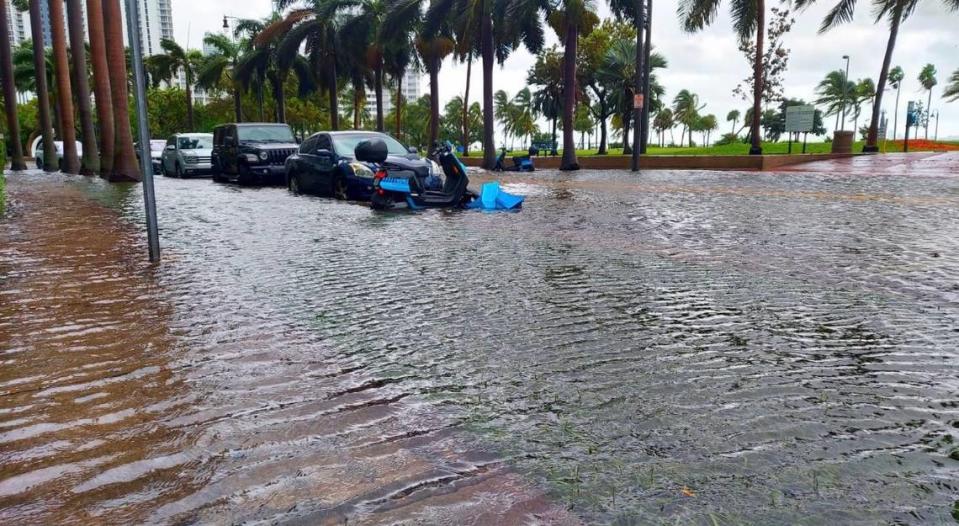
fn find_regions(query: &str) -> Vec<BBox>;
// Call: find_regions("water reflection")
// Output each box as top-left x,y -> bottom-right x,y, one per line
2,156 -> 959,524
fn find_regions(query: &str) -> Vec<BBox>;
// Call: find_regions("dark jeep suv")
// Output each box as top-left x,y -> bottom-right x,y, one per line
211,123 -> 298,184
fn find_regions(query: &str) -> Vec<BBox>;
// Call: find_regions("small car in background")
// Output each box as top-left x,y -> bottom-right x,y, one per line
284,131 -> 441,200
34,140 -> 83,171
211,123 -> 298,185
160,133 -> 213,177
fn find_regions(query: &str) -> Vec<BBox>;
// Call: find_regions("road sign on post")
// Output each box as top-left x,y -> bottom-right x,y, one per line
785,105 -> 815,133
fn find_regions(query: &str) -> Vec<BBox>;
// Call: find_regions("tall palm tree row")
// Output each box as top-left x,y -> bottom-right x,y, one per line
508,0 -> 599,170
0,0 -> 26,170
796,0 -> 958,152
27,3 -> 57,171
67,0 -> 99,174
680,0 -> 767,155
47,0 -> 80,173
87,0 -> 115,174
103,0 -> 141,180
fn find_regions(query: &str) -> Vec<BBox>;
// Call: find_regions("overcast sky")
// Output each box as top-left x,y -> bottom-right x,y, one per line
174,0 -> 959,140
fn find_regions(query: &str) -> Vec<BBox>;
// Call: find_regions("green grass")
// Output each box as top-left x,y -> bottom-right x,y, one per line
504,139 -> 959,158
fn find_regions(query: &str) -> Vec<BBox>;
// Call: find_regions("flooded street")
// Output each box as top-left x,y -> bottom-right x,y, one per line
2,153 -> 959,524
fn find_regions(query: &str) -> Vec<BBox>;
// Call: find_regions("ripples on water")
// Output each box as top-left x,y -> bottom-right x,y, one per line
2,157 -> 959,524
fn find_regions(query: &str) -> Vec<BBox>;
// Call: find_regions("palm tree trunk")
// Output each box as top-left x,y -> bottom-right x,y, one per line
924,88 -> 931,139
48,0 -> 80,173
374,62 -> 384,131
66,0 -> 99,174
598,101 -> 608,155
274,74 -> 286,124
102,0 -> 140,181
480,9 -> 496,169
86,0 -> 114,175
560,23 -> 579,171
186,75 -> 195,130
0,0 -> 26,170
394,73 -> 402,139
462,55 -> 471,156
233,85 -> 243,122
749,0 -> 765,155
892,85 -> 900,140
429,62 -> 440,149
551,116 -> 557,155
353,88 -> 361,129
29,0 -> 57,171
640,0 -> 653,154
865,1 -> 901,152
257,80 -> 265,121
622,108 -> 632,154
328,60 -> 339,131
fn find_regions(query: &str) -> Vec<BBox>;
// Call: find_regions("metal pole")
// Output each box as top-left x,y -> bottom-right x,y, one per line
933,111 -> 939,141
125,0 -> 160,262
639,0 -> 652,154
630,0 -> 645,172
840,56 -> 850,132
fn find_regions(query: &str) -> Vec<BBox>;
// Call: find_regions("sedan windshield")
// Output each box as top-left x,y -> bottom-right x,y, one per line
331,133 -> 410,158
179,136 -> 213,149
237,126 -> 294,143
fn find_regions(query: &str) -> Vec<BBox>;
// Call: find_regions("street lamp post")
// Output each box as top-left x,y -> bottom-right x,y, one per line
125,0 -> 160,262
840,55 -> 850,132
932,110 -> 939,141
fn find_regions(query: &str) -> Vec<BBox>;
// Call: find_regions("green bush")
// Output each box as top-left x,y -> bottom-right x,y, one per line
714,133 -> 740,146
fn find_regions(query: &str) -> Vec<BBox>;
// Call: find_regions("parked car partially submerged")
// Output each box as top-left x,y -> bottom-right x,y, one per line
284,131 -> 441,200
160,133 -> 213,177
34,140 -> 83,171
211,123 -> 298,185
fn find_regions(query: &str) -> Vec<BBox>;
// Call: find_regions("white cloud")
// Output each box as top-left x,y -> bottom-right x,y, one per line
173,0 -> 959,139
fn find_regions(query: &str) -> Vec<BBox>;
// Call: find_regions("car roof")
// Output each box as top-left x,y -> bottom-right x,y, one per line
176,132 -> 212,137
235,123 -> 290,127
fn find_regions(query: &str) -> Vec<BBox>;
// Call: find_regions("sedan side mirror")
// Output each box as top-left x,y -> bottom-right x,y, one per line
314,149 -> 335,170
407,146 -> 418,154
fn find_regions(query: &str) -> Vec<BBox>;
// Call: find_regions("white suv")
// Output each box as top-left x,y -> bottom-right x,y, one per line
160,133 -> 214,178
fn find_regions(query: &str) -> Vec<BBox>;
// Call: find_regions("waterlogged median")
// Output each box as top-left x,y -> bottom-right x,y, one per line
2,154 -> 959,524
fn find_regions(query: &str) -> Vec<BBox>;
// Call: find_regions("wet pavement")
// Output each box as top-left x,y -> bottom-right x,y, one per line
1,153 -> 959,525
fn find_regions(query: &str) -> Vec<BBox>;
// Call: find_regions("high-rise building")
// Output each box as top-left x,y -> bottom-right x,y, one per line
370,69 -> 424,117
3,0 -> 29,48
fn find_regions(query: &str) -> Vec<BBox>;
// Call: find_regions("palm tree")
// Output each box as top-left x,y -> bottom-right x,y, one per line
103,0 -> 140,180
197,33 -> 244,122
47,0 -> 79,173
528,47 -> 563,155
945,69 -> 959,102
24,10 -> 56,171
653,107 -> 673,147
416,27 -> 455,148
680,0 -> 767,154
851,78 -> 875,136
0,0 -> 26,170
233,17 -> 275,122
726,109 -> 740,135
700,113 -> 718,146
66,0 -> 99,174
815,69 -> 855,132
86,0 -> 114,175
796,0 -> 958,152
672,89 -> 703,147
888,65 -> 903,139
425,0 -> 515,169
147,40 -> 202,131
508,0 -> 599,170
918,64 -> 937,139
378,0 -> 420,139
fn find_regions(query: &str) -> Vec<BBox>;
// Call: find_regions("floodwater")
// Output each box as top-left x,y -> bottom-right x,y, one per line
2,153 -> 958,525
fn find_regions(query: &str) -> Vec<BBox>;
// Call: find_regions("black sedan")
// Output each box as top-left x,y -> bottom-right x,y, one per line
284,131 -> 442,200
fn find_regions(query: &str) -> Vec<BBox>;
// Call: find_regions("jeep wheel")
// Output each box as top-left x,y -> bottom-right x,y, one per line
175,163 -> 185,178
211,161 -> 226,183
